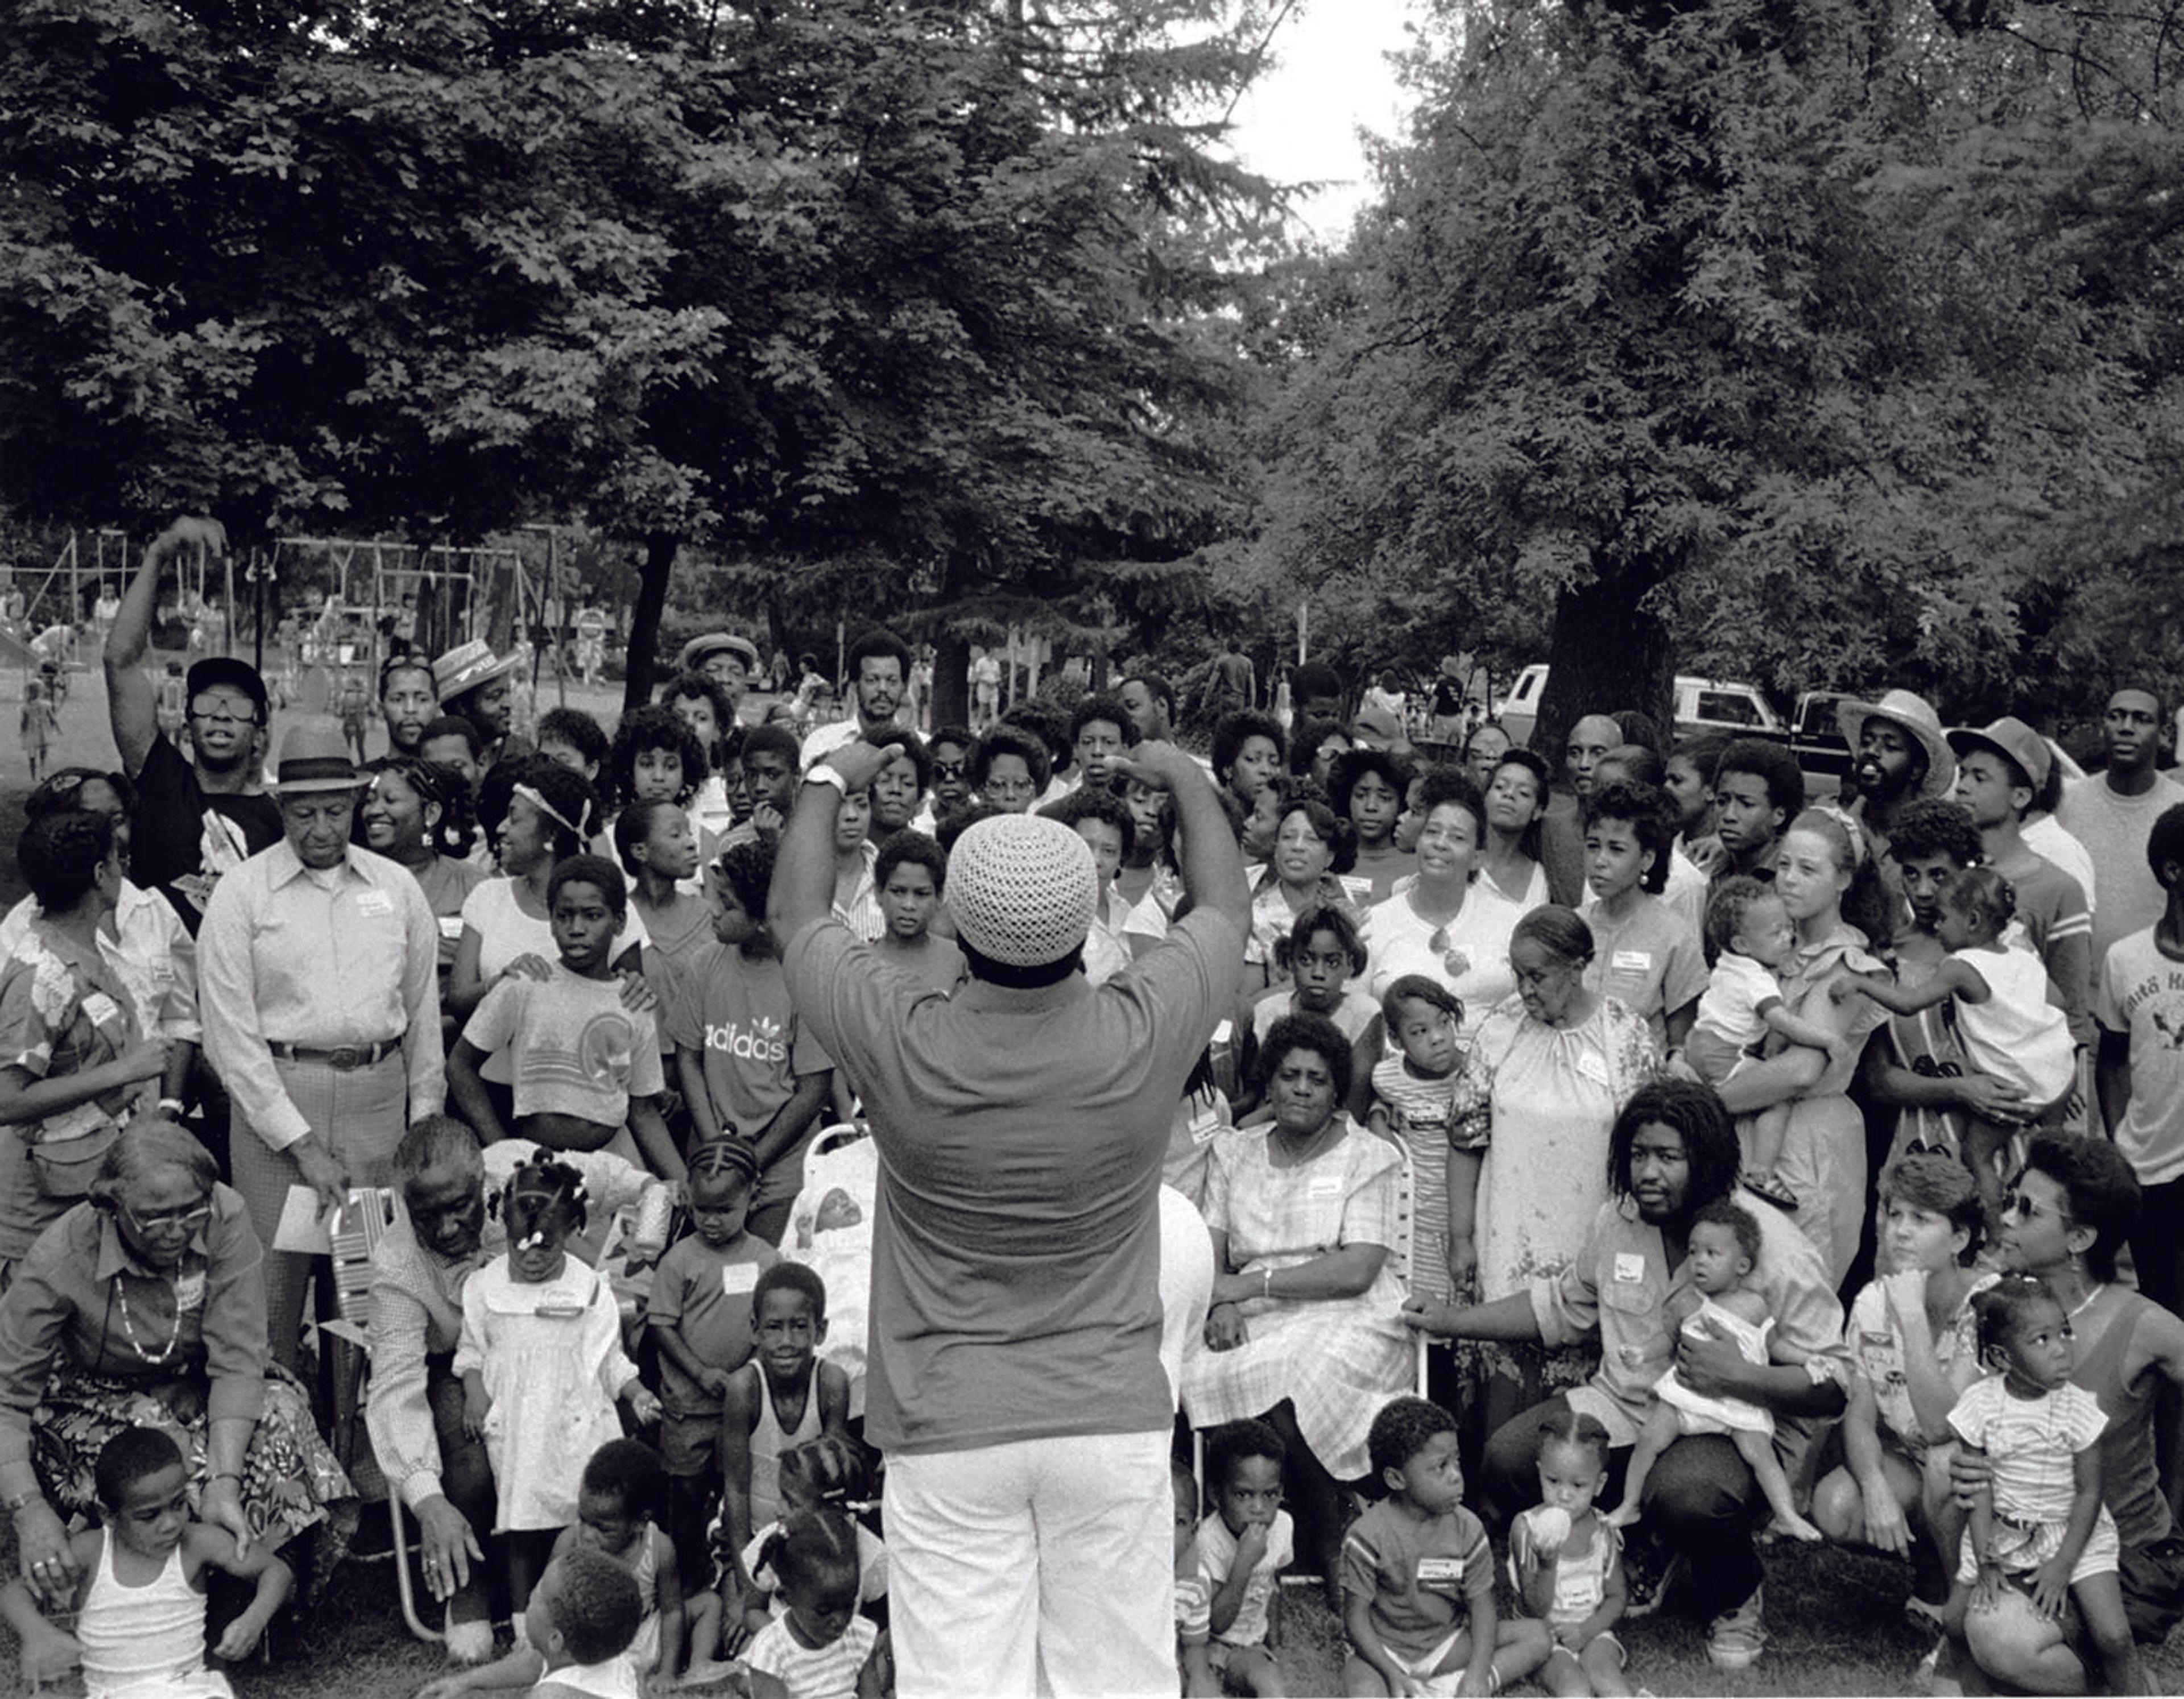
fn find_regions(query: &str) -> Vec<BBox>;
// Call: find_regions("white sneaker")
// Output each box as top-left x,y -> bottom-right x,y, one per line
444,1613 -> 495,1665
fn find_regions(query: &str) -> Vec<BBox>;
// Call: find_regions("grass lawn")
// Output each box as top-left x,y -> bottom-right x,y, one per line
2,1521 -> 2179,1698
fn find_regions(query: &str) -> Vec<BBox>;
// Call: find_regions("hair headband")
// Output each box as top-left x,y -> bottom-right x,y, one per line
514,782 -> 590,842
1807,801 -> 1867,867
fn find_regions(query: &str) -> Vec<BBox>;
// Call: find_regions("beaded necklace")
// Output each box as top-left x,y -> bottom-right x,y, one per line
115,1278 -> 184,1366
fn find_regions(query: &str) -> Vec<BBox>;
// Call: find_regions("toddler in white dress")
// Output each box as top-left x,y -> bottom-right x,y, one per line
1606,1199 -> 1822,1541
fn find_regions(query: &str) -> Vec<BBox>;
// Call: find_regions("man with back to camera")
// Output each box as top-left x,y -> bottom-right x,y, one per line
771,730 -> 1247,1697
102,517 -> 283,932
2057,686 -> 2184,975
799,628 -> 911,771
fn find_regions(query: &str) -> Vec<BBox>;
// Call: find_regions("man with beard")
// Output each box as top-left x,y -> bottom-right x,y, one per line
1834,690 -> 1955,907
799,627 -> 911,771
103,517 -> 283,931
1404,1079 -> 1850,1675
2058,685 -> 2184,975
365,1115 -> 670,1663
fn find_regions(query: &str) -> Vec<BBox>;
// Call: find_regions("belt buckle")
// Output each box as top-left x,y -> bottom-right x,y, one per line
327,1046 -> 363,1071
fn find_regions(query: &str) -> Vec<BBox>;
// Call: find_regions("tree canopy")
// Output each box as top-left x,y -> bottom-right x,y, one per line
1246,0 -> 2184,745
1,0 -> 1286,707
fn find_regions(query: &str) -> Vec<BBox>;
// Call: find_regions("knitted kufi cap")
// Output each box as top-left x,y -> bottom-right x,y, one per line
946,814 -> 1099,968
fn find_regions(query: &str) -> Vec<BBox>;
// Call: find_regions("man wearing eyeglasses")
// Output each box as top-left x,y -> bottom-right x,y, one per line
103,517 -> 282,932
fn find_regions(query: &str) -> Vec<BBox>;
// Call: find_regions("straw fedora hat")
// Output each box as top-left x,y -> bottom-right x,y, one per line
1835,688 -> 1955,797
432,639 -> 522,702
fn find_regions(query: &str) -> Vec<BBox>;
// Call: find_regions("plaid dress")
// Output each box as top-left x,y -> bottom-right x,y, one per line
1179,1121 -> 1413,1482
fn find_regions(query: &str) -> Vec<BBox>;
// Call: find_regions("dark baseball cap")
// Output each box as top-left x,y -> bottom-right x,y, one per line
185,657 -> 269,719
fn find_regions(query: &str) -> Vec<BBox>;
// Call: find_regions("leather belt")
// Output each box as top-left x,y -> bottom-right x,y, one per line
268,1038 -> 399,1070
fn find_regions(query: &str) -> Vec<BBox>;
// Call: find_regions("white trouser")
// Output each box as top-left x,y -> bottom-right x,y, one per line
884,1428 -> 1174,1699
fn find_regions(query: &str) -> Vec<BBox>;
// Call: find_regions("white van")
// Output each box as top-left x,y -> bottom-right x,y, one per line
1494,666 -> 1785,751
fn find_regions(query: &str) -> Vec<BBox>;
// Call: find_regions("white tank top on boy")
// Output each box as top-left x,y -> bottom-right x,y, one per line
77,1533 -> 232,1699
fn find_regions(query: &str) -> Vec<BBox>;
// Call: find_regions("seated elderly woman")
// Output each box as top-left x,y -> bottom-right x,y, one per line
1179,1011 -> 1414,1596
0,1120 -> 351,1614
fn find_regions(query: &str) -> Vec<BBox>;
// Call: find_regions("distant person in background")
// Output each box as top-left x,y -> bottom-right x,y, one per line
1118,671 -> 1176,745
1429,656 -> 1469,743
675,632 -> 760,727
2059,685 -> 2184,975
1212,636 -> 1256,712
18,679 -> 56,783
433,641 -> 524,770
969,645 -> 1003,732
103,517 -> 284,933
379,656 -> 441,760
801,628 -> 911,771
1538,714 -> 1622,909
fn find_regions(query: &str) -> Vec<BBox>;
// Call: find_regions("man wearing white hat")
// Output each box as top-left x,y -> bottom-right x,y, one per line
432,640 -> 524,768
200,722 -> 445,1371
773,735 -> 1247,1699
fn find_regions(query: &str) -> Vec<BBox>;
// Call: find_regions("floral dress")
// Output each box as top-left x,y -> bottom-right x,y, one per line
1452,996 -> 1658,1387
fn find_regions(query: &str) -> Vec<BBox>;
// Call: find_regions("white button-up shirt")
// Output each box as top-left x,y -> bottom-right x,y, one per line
198,839 -> 444,1151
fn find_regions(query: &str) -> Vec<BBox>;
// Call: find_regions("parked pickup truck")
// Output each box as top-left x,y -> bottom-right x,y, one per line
1495,666 -> 1788,751
1791,690 -> 1857,782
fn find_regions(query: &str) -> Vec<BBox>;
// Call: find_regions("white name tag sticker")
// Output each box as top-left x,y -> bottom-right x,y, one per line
1416,1557 -> 1465,1584
1306,1174 -> 1344,1200
1612,950 -> 1653,974
172,1270 -> 206,1312
1574,1049 -> 1612,1088
438,916 -> 466,942
721,1263 -> 760,1296
1189,1109 -> 1223,1145
80,992 -> 122,1029
357,890 -> 396,918
1614,1253 -> 1647,1284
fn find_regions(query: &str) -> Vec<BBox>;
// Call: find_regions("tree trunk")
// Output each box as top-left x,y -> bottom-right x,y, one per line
1529,566 -> 1674,764
623,532 -> 679,712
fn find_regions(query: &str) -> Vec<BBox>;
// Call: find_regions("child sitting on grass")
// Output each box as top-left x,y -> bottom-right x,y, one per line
446,853 -> 684,1179
416,1440 -> 712,1694
0,1426 -> 291,1698
733,1435 -> 888,1640
1197,1419 -> 1293,1696
1342,1397 -> 1549,1697
1508,1408 -> 1631,1697
1174,1460 -> 1217,1697
1811,1153 -> 1993,1628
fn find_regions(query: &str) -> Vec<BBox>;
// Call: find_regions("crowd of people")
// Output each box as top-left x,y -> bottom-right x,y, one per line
3,513 -> 2184,1698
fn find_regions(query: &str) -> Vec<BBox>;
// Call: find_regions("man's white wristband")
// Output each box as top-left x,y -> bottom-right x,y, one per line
803,765 -> 849,796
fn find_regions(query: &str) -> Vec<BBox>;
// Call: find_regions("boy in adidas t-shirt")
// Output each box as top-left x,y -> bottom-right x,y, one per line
668,839 -> 835,1246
